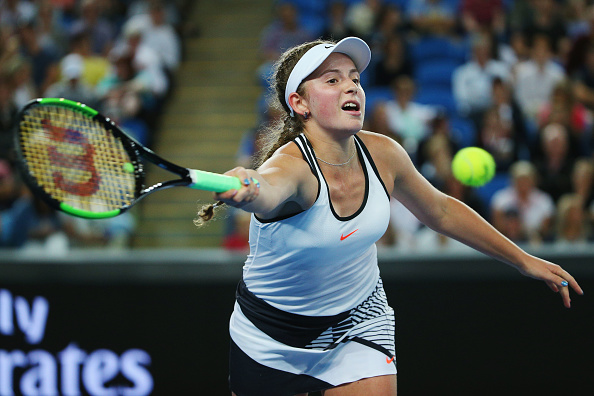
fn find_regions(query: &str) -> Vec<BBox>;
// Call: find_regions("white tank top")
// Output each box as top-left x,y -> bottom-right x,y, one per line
242,133 -> 391,316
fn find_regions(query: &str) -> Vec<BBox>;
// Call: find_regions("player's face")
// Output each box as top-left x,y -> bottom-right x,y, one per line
302,53 -> 365,135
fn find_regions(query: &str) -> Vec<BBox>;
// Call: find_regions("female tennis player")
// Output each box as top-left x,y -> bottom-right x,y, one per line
201,37 -> 583,396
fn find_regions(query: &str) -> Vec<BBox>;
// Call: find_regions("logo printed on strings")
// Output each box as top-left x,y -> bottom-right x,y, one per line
43,119 -> 101,196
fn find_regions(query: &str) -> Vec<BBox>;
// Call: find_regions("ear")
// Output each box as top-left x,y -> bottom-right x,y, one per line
288,92 -> 309,117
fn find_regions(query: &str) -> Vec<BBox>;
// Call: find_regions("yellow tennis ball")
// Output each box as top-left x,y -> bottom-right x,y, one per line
451,147 -> 496,187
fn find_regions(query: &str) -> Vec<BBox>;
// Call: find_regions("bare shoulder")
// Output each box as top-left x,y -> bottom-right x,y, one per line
256,140 -> 318,216
259,140 -> 311,176
356,131 -> 419,194
356,131 -> 409,167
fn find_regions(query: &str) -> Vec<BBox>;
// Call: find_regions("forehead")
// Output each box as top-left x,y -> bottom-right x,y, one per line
309,53 -> 358,78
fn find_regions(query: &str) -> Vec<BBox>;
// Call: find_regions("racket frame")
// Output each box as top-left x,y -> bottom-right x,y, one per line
15,98 -> 242,219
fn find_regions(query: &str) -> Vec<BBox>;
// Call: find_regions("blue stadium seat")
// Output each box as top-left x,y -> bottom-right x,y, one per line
299,13 -> 327,37
364,86 -> 394,116
414,87 -> 457,115
475,173 -> 510,207
410,37 -> 468,65
449,116 -> 477,148
414,60 -> 459,90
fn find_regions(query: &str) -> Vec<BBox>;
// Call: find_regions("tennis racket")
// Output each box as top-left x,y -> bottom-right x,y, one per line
14,98 -> 244,219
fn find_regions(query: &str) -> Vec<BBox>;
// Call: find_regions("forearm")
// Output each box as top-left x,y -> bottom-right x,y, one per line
214,167 -> 297,216
431,196 -> 529,270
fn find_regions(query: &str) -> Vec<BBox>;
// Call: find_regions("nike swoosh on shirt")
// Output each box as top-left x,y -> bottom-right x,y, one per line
386,356 -> 395,364
340,229 -> 358,241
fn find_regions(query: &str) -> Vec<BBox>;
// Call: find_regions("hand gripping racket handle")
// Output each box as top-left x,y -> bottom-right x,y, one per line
188,169 -> 257,192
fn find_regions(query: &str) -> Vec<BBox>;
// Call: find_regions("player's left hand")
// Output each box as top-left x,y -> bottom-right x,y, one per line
517,255 -> 584,308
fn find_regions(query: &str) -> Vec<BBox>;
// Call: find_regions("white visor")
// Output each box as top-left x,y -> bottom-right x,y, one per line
284,37 -> 371,117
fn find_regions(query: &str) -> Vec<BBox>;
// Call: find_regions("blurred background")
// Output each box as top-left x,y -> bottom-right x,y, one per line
0,0 -> 593,395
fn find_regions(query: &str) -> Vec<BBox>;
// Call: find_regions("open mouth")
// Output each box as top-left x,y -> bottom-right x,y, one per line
342,102 -> 360,112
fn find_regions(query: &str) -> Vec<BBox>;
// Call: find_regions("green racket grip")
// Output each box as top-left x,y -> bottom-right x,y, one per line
188,169 -> 258,193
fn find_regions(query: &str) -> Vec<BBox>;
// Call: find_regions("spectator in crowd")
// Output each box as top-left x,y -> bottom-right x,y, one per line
44,53 -> 99,108
372,33 -> 413,88
370,3 -> 407,52
109,20 -> 170,136
491,161 -> 556,245
36,0 -> 70,56
519,0 -> 568,58
417,112 -> 461,174
378,75 -> 438,159
490,77 -> 530,160
497,207 -> 529,244
418,133 -> 453,190
508,0 -> 536,34
96,50 -> 151,146
0,191 -> 66,249
565,0 -> 591,41
116,20 -> 169,98
0,0 -> 36,30
320,1 -> 353,42
513,34 -> 565,130
498,30 -> 531,71
5,56 -> 36,109
571,157 -> 594,208
126,0 -> 181,29
16,19 -> 60,98
571,43 -> 594,113
0,75 -> 18,161
566,4 -> 594,76
69,0 -> 116,57
363,99 -> 393,138
555,193 -> 591,245
0,159 -> 19,211
65,29 -> 111,88
122,0 -> 182,76
258,2 -> 313,84
406,0 -> 458,38
460,0 -> 506,36
61,213 -> 136,249
537,79 -> 591,144
452,33 -> 510,130
478,107 -> 518,173
344,0 -> 383,42
533,123 -> 576,203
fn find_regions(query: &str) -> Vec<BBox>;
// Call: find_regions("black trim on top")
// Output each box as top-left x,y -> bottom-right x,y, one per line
354,135 -> 390,200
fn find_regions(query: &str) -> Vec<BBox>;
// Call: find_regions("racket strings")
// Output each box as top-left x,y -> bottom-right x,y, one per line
19,105 -> 137,212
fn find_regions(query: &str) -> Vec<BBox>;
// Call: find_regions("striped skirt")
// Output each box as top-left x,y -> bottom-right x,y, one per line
229,278 -> 396,396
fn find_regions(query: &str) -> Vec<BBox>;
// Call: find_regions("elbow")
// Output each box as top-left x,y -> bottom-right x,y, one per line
417,193 -> 452,232
429,194 -> 464,234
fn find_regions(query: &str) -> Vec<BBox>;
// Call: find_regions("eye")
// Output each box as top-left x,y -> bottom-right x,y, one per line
327,78 -> 338,84
352,78 -> 360,85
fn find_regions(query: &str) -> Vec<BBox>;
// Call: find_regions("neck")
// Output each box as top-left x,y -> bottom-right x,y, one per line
304,131 -> 357,167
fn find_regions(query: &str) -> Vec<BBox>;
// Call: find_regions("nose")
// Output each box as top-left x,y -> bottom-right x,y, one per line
345,80 -> 358,94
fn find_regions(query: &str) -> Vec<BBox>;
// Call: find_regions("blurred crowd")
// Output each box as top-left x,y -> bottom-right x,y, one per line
226,0 -> 594,253
0,0 -> 187,252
